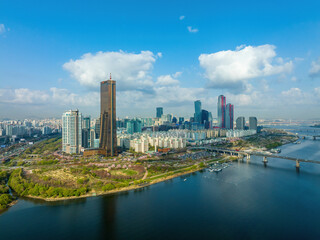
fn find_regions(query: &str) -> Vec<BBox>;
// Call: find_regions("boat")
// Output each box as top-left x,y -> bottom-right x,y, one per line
270,148 -> 281,154
183,179 -> 187,181
213,168 -> 222,172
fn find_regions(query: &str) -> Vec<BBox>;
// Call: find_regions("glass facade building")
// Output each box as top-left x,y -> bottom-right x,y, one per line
218,95 -> 226,128
226,103 -> 234,129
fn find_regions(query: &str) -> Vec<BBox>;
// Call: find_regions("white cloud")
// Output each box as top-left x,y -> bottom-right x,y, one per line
0,24 -> 6,34
156,75 -> 179,86
309,58 -> 320,78
179,16 -> 185,20
173,72 -> 182,78
63,50 -> 158,91
281,87 -> 302,98
280,87 -> 311,105
187,26 -> 198,33
226,91 -> 262,106
156,72 -> 181,86
0,88 -> 99,107
199,44 -> 293,91
0,88 -> 49,104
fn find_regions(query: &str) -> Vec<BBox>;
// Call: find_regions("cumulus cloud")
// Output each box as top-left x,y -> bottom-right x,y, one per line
199,44 -> 293,91
0,88 -> 49,104
0,24 -> 5,34
63,50 -> 158,91
0,88 -> 99,107
281,87 -> 302,98
179,16 -> 185,20
309,58 -> 320,78
280,87 -> 311,105
156,72 -> 181,86
187,26 -> 198,33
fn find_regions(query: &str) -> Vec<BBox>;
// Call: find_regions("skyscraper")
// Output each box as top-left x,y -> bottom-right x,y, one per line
194,100 -> 202,123
156,107 -> 163,118
82,116 -> 91,148
62,110 -> 82,154
99,77 -> 117,156
226,103 -> 234,129
82,116 -> 91,129
218,95 -> 226,128
249,117 -> 257,131
236,117 -> 245,130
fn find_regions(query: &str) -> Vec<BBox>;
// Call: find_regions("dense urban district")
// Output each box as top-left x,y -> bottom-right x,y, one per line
0,80 -> 307,210
0,128 -> 298,210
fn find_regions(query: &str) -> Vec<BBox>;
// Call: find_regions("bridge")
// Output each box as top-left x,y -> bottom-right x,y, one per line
300,135 -> 320,140
191,146 -> 320,169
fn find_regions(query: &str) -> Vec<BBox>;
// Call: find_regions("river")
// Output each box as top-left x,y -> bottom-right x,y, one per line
1,126 -> 320,240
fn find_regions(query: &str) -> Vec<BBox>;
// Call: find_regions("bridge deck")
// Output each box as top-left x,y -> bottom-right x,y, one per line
200,147 -> 320,164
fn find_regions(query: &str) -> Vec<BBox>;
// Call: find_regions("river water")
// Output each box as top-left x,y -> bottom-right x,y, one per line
1,126 -> 320,240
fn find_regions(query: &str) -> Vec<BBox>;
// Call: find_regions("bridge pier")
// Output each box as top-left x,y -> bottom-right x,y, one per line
313,136 -> 316,141
263,156 -> 268,163
296,160 -> 300,168
246,154 -> 251,162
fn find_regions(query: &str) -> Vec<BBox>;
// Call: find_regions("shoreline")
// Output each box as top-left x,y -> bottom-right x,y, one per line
6,132 -> 298,204
22,164 -> 211,202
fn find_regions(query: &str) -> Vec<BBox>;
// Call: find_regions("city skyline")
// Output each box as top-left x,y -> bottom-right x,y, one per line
1,0 -> 320,120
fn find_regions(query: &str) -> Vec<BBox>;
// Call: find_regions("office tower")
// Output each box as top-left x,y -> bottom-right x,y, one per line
167,114 -> 173,122
81,116 -> 91,148
62,110 -> 82,154
201,110 -> 209,124
179,117 -> 185,124
172,117 -> 177,124
218,95 -> 226,128
226,104 -> 234,129
156,107 -> 163,118
95,118 -> 100,139
236,117 -> 245,130
99,77 -> 117,156
201,110 -> 210,129
82,116 -> 91,129
249,117 -> 258,130
89,128 -> 95,148
82,128 -> 90,148
194,100 -> 202,123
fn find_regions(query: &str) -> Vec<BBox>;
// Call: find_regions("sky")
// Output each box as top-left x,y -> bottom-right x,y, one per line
1,0 -> 320,120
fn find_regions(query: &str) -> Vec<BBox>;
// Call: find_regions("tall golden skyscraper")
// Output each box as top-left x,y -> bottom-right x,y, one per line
99,75 -> 117,156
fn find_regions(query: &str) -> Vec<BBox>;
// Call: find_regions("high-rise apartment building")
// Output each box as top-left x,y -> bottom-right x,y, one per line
62,110 -> 82,154
218,95 -> 226,128
99,78 -> 117,156
226,104 -> 234,129
249,117 -> 257,131
126,119 -> 142,134
194,100 -> 202,123
236,117 -> 245,130
156,107 -> 163,118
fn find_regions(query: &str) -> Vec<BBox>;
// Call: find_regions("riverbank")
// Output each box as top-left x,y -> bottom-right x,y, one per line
21,161 -> 220,202
20,157 -> 233,202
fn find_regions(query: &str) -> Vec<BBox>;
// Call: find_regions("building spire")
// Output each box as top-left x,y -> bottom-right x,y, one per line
110,73 -> 112,80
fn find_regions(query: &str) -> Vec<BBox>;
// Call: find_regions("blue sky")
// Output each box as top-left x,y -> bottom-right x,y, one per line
1,0 -> 320,120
